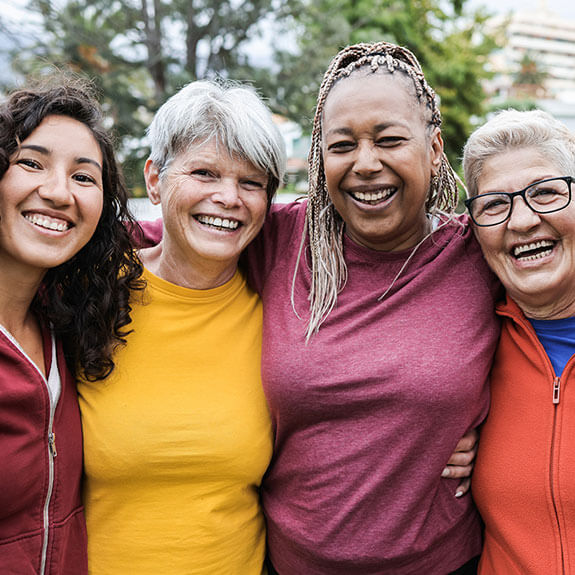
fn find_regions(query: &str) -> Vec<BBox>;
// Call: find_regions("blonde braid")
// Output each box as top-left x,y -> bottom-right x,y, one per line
298,42 -> 460,340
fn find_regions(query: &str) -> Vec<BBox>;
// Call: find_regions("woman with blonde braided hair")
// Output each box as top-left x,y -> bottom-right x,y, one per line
243,41 -> 501,574
304,42 -> 460,337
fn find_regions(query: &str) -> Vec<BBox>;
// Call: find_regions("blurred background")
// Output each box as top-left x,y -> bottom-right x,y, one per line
0,0 -> 574,216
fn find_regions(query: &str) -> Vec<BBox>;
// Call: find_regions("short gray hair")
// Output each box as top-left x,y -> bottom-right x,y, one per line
146,79 -> 286,203
463,109 -> 575,198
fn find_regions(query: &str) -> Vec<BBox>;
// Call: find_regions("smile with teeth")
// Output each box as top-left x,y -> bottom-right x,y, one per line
24,213 -> 71,232
349,187 -> 395,204
512,240 -> 555,262
195,214 -> 240,231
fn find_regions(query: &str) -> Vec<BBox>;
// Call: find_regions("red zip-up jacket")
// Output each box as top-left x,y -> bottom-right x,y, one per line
474,295 -> 575,574
0,325 -> 87,575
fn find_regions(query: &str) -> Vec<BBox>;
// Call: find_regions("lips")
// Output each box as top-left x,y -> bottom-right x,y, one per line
23,212 -> 72,232
194,214 -> 240,230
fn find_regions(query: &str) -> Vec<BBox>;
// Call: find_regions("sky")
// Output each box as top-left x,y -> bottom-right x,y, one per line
470,0 -> 575,20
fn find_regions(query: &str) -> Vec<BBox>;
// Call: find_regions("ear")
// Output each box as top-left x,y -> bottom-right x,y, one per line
429,127 -> 444,176
144,159 -> 162,205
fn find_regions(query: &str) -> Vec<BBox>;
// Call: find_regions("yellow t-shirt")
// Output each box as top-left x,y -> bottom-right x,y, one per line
78,268 -> 273,574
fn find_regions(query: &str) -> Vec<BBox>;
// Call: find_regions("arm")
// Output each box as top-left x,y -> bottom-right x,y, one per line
134,218 -> 163,248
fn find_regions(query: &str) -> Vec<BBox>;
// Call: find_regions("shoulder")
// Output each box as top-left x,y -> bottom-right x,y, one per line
264,199 -> 307,236
243,200 -> 307,292
434,213 -> 502,299
249,199 -> 306,256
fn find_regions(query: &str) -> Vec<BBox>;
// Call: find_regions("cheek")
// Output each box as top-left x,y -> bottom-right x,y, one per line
163,181 -> 193,215
249,195 -> 268,228
83,192 -> 105,228
476,230 -> 506,269
322,157 -> 344,187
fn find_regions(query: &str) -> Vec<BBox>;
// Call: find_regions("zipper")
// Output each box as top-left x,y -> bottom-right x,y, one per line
0,326 -> 57,575
549,383 -> 566,574
40,400 -> 57,575
553,377 -> 561,404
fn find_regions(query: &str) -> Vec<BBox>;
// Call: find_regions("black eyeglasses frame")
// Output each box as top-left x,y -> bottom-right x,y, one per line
464,176 -> 574,227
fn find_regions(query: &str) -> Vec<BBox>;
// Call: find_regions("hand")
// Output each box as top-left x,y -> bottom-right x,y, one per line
441,427 -> 479,498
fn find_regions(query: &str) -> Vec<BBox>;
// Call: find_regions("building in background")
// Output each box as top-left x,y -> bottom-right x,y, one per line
486,0 -> 575,131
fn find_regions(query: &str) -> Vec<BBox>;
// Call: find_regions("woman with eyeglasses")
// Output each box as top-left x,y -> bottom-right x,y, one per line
463,108 -> 575,574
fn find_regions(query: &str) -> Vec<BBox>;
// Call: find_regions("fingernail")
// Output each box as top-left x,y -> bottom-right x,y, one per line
455,490 -> 464,498
441,467 -> 450,478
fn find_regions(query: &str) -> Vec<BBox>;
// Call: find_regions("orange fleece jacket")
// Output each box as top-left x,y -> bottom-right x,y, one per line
473,295 -> 575,574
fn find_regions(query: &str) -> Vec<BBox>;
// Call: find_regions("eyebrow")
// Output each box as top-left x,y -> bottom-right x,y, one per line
481,175 -> 558,195
324,122 -> 407,138
20,144 -> 103,172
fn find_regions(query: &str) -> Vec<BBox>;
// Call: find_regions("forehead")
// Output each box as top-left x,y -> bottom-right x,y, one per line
478,147 -> 562,193
322,72 -> 426,130
26,114 -> 99,145
172,138 -> 266,175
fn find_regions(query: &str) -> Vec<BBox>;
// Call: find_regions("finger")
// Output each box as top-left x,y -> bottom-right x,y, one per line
455,478 -> 471,498
454,428 -> 479,453
442,464 -> 473,479
445,448 -> 477,467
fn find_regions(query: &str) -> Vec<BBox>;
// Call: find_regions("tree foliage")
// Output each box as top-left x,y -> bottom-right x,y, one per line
1,0 -> 291,193
0,0 -> 499,191
259,0 -> 498,169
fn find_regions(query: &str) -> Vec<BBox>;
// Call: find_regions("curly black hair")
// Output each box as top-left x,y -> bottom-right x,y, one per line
0,74 -> 144,380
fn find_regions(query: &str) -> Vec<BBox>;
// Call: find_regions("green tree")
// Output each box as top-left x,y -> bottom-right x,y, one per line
1,0 -> 293,193
511,52 -> 548,99
259,0 -> 498,169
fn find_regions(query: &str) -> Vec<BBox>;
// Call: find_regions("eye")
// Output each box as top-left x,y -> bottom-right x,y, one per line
327,140 -> 356,153
474,195 -> 511,216
190,168 -> 215,178
528,185 -> 563,203
376,136 -> 404,147
16,158 -> 42,170
73,173 -> 98,186
241,178 -> 266,191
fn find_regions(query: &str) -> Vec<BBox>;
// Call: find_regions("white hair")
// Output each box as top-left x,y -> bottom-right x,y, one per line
463,109 -> 575,198
146,79 -> 286,201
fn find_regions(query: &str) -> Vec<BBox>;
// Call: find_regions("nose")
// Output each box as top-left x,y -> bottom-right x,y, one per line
507,195 -> 541,231
37,169 -> 73,206
353,142 -> 383,176
212,178 -> 242,207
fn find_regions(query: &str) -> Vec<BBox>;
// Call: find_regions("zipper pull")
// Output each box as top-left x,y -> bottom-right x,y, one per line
553,377 -> 561,405
49,432 -> 58,457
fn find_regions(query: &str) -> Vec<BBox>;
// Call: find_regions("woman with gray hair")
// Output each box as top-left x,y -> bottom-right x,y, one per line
78,79 -> 286,574
463,109 -> 575,574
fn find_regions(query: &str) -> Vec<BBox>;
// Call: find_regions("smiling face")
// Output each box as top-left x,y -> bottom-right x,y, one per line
145,139 -> 268,282
321,72 -> 443,252
0,115 -> 104,278
473,147 -> 575,318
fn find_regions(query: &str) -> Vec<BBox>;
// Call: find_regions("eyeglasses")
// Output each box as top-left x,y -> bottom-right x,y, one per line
464,176 -> 574,227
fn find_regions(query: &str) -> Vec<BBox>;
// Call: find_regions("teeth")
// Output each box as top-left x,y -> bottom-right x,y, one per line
24,213 -> 70,232
351,188 -> 394,202
196,215 -> 239,230
513,240 -> 554,261
520,251 -> 552,262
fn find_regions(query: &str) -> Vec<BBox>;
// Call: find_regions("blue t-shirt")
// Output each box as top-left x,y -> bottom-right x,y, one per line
529,316 -> 575,376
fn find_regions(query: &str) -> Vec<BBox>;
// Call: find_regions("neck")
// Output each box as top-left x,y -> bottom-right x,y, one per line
0,263 -> 44,333
139,243 -> 238,290
518,296 -> 575,321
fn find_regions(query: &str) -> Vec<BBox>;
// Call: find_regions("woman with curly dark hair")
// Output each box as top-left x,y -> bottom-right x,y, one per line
0,76 -> 142,575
